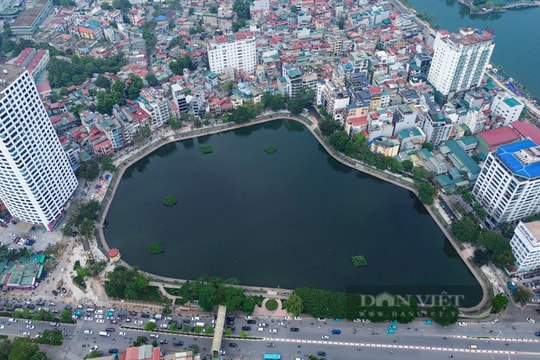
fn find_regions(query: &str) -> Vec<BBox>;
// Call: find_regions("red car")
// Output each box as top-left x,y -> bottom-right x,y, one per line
129,311 -> 137,316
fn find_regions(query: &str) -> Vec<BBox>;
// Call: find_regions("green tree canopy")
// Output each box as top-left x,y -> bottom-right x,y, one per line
491,294 -> 509,313
283,292 -> 304,316
77,160 -> 100,181
450,216 -> 479,243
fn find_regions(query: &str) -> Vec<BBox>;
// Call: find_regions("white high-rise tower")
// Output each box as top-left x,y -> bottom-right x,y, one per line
0,64 -> 77,230
427,28 -> 494,100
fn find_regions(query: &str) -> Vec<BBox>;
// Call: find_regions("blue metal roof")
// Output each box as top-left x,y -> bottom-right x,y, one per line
496,139 -> 540,179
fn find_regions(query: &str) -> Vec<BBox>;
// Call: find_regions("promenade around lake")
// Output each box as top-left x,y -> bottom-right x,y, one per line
95,111 -> 491,315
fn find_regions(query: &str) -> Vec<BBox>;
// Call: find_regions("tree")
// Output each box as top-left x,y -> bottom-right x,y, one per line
283,292 -> 304,316
133,336 -> 148,346
472,248 -> 490,266
3,22 -> 13,37
101,156 -> 116,172
145,74 -> 159,87
415,181 -> 437,205
513,286 -> 533,305
95,75 -> 111,89
429,301 -> 459,326
402,160 -> 414,171
209,5 -> 218,13
231,106 -> 256,123
60,309 -> 74,323
478,231 -> 514,268
411,166 -> 432,181
162,303 -> 172,317
328,131 -> 350,153
319,119 -> 339,137
37,329 -> 63,345
78,160 -> 100,181
491,294 -> 508,313
451,216 -> 479,243
144,321 -> 157,331
8,337 -> 48,360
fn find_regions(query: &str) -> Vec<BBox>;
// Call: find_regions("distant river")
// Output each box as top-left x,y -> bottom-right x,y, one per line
104,120 -> 482,306
407,0 -> 540,99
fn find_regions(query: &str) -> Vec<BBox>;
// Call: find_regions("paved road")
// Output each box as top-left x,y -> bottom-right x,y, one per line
4,303 -> 540,360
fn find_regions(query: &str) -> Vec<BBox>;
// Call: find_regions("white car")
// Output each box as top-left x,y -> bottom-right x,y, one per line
96,319 -> 105,324
26,325 -> 35,329
322,335 -> 330,339
95,314 -> 104,319
24,320 -> 32,324
90,345 -> 98,352
159,323 -> 168,329
119,331 -> 127,336
134,320 -> 144,325
458,322 -> 468,327
284,316 -> 292,320
352,318 -> 361,323
526,317 -> 536,324
149,333 -> 159,338
294,317 -> 302,320
49,302 -> 56,306
84,316 -> 94,321
22,332 -> 30,336
318,318 -> 326,322
0,325 -> 4,330
83,329 -> 93,335
269,328 -> 278,333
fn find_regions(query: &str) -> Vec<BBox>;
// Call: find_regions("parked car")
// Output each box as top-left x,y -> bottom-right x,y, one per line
290,327 -> 299,332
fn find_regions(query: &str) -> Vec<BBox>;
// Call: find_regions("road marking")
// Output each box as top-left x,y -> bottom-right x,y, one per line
453,335 -> 540,343
264,337 -> 519,355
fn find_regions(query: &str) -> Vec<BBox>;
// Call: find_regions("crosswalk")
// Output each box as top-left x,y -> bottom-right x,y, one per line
264,337 -> 519,355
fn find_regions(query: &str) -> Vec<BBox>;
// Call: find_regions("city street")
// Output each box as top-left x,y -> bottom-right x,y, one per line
2,298 -> 540,360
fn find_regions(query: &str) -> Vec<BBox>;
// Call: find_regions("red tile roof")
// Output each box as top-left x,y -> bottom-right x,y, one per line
510,121 -> 540,145
477,126 -> 520,150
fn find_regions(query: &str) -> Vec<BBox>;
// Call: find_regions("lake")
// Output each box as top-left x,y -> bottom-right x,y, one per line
104,120 -> 482,306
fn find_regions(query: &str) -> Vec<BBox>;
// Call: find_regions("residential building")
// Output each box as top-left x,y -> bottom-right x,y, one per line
321,80 -> 350,123
0,64 -> 77,230
171,84 -> 189,115
138,88 -> 170,129
10,0 -> 52,36
427,28 -> 494,101
12,48 -> 50,79
473,139 -> 540,227
491,92 -> 525,126
207,33 -> 257,75
510,221 -> 540,273
370,137 -> 400,157
397,127 -> 426,153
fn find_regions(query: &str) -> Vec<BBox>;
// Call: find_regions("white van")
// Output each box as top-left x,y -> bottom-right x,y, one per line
469,345 -> 477,350
99,331 -> 110,337
8,318 -> 17,323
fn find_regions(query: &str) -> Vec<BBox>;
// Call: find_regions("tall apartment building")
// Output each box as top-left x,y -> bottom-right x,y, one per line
0,64 -> 77,230
138,89 -> 170,129
510,221 -> 540,273
427,28 -> 494,101
473,139 -> 540,227
207,33 -> 256,75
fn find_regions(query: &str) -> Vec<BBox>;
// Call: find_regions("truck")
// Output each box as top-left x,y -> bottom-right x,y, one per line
99,331 -> 110,337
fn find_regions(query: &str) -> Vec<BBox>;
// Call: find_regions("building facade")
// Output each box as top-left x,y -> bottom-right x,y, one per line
510,221 -> 540,273
207,33 -> 257,75
473,139 -> 540,227
427,28 -> 494,100
0,64 -> 77,230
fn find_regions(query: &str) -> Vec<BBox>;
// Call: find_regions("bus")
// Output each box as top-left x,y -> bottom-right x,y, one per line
263,354 -> 281,360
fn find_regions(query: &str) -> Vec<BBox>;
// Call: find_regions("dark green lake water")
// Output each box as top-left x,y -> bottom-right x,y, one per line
104,120 -> 482,306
